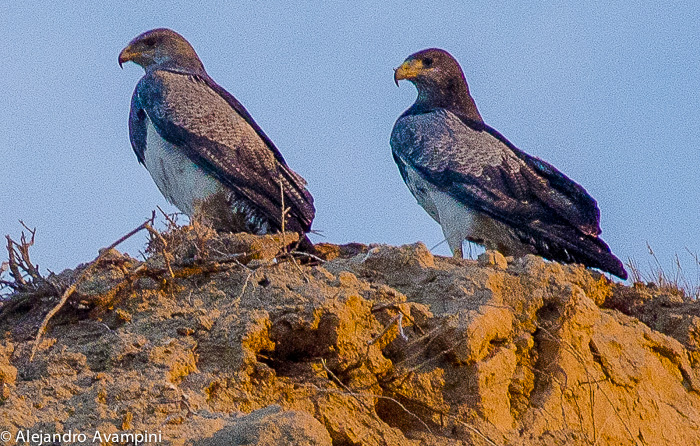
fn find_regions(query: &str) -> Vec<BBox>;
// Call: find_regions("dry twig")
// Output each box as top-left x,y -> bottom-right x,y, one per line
320,359 -> 433,435
156,205 -> 180,229
321,360 -> 500,445
29,213 -> 156,362
5,235 -> 27,289
289,250 -> 326,264
368,313 -> 407,346
2,224 -> 60,298
535,323 -> 641,446
234,269 -> 257,302
144,223 -> 175,278
16,221 -> 42,282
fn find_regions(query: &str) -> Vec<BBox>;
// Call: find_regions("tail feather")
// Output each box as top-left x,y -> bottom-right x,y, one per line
521,225 -> 627,279
570,240 -> 627,280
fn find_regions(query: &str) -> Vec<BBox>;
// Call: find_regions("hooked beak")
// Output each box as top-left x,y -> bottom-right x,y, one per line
118,45 -> 137,68
393,59 -> 423,86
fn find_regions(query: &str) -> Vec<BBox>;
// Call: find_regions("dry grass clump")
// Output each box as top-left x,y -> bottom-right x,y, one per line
626,243 -> 699,301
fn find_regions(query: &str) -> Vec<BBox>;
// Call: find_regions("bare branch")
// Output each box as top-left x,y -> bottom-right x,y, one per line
6,235 -> 26,288
156,205 -> 179,230
16,223 -> 42,282
289,251 -> 326,264
144,223 -> 174,279
233,270 -> 256,303
29,212 -> 156,362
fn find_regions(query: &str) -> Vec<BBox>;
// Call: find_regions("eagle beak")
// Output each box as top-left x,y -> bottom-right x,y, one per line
118,46 -> 137,68
393,59 -> 423,85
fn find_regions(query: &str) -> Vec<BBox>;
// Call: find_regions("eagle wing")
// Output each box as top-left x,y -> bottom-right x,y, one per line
128,69 -> 314,233
391,109 -> 601,238
391,108 -> 628,278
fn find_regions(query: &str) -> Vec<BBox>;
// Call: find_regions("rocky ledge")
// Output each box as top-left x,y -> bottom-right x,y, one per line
0,226 -> 699,445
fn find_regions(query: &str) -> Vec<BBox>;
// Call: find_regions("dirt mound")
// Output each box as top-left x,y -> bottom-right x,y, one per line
1,227 -> 699,445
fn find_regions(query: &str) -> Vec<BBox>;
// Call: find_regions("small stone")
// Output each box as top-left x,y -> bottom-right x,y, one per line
196,315 -> 215,331
177,327 -> 195,336
478,250 -> 508,270
337,271 -> 359,288
0,363 -> 17,386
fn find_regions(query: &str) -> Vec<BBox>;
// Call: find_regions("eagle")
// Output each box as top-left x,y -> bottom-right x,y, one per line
118,28 -> 315,250
391,48 -> 627,279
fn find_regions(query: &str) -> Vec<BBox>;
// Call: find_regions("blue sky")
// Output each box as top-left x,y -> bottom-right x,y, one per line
2,2 -> 699,282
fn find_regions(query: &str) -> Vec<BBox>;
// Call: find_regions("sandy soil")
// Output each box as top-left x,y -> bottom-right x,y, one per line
1,226 -> 699,445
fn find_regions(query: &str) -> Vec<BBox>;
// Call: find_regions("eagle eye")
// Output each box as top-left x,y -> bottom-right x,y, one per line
142,37 -> 157,47
423,57 -> 433,68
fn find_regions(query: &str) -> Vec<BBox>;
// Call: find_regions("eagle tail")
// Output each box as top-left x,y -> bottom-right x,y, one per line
576,243 -> 628,280
523,227 -> 628,280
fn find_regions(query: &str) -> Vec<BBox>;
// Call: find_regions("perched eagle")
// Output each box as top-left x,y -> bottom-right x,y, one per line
119,28 -> 315,250
391,48 -> 627,279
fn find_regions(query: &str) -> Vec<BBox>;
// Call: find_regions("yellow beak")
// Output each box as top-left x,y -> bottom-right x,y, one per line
393,59 -> 424,86
118,45 -> 138,68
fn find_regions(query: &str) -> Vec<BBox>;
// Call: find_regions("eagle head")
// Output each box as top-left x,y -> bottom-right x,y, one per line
394,48 -> 482,122
394,48 -> 464,88
119,28 -> 204,73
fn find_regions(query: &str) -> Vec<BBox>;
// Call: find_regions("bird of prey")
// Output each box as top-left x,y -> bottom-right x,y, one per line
391,48 -> 627,279
118,28 -> 315,250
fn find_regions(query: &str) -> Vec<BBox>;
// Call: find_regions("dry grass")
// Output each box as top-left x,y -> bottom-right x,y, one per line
626,243 -> 700,301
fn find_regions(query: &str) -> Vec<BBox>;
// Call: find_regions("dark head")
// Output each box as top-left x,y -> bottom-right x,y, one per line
394,48 -> 482,122
118,28 -> 205,74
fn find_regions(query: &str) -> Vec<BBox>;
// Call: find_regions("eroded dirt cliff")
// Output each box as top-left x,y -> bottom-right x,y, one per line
1,226 -> 699,445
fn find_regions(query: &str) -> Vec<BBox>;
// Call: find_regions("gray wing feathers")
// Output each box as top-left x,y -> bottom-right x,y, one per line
391,108 -> 627,279
392,110 -> 514,176
133,71 -> 313,232
391,109 -> 593,233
